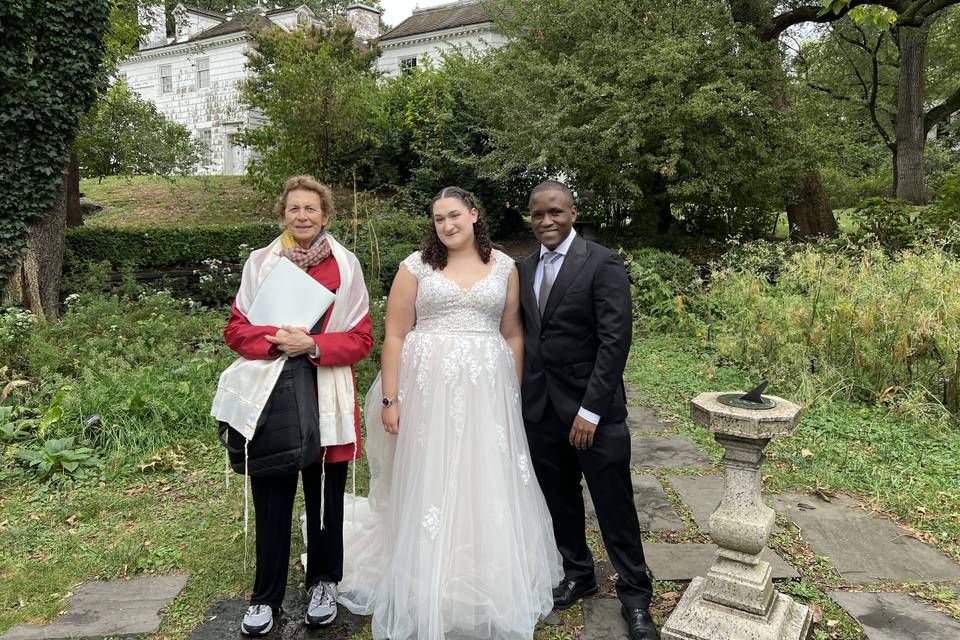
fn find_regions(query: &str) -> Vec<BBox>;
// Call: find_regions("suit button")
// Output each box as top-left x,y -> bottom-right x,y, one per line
539,335 -> 545,341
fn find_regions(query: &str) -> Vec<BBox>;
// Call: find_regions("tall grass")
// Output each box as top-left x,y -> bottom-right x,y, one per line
706,241 -> 960,425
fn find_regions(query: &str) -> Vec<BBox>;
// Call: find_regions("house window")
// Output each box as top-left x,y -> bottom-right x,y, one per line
196,57 -> 209,89
198,129 -> 212,165
116,71 -> 127,84
399,56 -> 417,73
160,64 -> 173,94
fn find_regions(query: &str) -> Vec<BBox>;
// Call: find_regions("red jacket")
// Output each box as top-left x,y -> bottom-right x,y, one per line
223,256 -> 373,463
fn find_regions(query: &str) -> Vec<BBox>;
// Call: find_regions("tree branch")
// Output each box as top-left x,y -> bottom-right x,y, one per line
758,1 -> 901,41
924,84 -> 960,134
868,30 -> 896,150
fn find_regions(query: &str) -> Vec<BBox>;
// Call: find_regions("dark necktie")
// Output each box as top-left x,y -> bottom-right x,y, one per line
538,250 -> 561,317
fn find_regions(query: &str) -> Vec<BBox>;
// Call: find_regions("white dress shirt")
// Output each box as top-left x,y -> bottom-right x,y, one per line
534,229 -> 602,426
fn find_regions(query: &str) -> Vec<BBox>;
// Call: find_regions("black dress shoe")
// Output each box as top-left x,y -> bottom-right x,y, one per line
552,577 -> 598,609
621,606 -> 660,640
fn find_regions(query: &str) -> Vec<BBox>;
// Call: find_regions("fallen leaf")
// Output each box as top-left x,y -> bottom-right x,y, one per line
826,619 -> 839,628
809,603 -> 823,623
65,515 -> 76,525
801,448 -> 814,457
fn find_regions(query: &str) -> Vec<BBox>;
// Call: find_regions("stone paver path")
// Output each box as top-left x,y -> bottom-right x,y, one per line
1,575 -> 187,640
643,543 -> 798,581
626,405 -> 673,434
580,598 -> 629,639
631,435 -> 711,469
189,589 -> 366,640
829,592 -> 960,639
772,493 -> 960,584
584,475 -> 684,532
666,474 -> 725,531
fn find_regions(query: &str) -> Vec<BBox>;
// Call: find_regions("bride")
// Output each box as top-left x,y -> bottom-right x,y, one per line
337,187 -> 561,639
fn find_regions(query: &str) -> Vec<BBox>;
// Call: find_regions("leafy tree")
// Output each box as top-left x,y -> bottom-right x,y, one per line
237,24 -> 380,196
75,81 -> 202,180
486,0 -> 795,238
370,52 -> 532,236
0,0 -> 110,316
794,5 -> 959,200
731,0 -> 960,205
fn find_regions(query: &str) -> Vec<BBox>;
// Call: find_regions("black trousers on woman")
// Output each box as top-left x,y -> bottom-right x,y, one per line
248,355 -> 349,609
250,459 -> 348,608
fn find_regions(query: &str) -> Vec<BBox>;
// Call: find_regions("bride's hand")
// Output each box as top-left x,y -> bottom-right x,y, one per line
382,405 -> 400,435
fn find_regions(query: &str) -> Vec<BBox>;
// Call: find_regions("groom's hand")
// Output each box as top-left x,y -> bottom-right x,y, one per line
569,415 -> 597,450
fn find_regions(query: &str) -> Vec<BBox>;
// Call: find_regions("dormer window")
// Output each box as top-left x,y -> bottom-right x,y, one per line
400,57 -> 417,73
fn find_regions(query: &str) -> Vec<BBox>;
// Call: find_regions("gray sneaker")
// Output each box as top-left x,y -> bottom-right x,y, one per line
304,581 -> 337,627
240,604 -> 274,636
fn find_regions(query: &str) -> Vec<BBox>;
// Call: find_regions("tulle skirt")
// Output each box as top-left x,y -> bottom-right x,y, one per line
338,330 -> 562,640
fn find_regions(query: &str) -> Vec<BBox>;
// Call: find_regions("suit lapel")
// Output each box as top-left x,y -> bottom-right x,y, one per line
541,234 -> 587,327
520,251 -> 540,332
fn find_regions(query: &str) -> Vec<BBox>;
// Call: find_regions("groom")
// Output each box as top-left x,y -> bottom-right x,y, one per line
519,181 -> 658,640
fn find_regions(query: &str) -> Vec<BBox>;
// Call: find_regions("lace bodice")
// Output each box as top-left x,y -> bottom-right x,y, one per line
401,250 -> 514,335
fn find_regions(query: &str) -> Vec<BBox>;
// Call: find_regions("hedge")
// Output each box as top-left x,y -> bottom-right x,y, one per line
64,223 -> 280,272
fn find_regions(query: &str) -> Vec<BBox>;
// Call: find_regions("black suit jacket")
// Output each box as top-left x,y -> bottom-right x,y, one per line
519,233 -> 632,428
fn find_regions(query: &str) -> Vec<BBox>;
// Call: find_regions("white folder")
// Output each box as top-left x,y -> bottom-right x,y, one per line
246,257 -> 336,329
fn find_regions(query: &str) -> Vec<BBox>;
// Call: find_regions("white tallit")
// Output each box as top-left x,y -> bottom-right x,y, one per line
210,233 -> 369,447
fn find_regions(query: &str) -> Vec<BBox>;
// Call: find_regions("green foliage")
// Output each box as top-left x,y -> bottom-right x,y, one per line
63,223 -> 279,271
849,196 -> 953,250
13,437 -> 101,480
371,53 -> 532,238
931,163 -> 960,221
485,0 -> 794,237
11,290 -> 229,455
0,0 -> 110,289
238,24 -> 380,196
624,249 -> 703,333
193,258 -> 240,307
0,307 -> 36,370
706,241 -> 960,420
75,81 -> 202,179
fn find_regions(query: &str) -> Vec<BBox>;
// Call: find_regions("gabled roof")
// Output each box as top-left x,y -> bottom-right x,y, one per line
177,4 -> 228,21
379,0 -> 501,42
266,4 -> 313,16
190,11 -> 275,41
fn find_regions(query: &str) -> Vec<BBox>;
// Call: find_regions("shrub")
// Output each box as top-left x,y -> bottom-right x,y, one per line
624,249 -> 703,334
64,223 -> 279,272
705,242 -> 960,421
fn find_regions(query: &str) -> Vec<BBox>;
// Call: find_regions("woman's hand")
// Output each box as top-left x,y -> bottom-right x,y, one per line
382,405 -> 400,435
265,326 -> 316,357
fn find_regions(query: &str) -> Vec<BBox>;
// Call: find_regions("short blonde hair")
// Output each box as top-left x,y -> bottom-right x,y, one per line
274,175 -> 334,218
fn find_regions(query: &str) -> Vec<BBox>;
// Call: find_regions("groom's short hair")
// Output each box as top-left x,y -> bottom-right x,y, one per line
529,180 -> 574,207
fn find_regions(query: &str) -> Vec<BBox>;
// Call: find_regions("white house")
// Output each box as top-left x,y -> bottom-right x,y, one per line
120,3 -> 382,175
376,0 -> 510,77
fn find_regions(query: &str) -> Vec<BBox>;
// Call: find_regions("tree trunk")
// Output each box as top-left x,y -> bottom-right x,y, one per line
66,150 -> 83,228
894,24 -> 929,204
6,174 -> 67,321
786,170 -> 838,241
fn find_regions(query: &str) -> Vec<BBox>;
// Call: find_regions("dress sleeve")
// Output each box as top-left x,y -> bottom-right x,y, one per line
401,251 -> 427,281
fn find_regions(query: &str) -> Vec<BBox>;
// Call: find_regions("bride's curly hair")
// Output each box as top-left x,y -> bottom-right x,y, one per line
421,186 -> 493,270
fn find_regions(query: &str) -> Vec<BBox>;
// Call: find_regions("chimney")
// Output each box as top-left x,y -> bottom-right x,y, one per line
138,2 -> 168,49
345,4 -> 381,40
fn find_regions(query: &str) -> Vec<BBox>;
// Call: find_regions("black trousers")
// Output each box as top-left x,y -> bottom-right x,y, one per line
250,460 -> 348,608
525,401 -> 653,609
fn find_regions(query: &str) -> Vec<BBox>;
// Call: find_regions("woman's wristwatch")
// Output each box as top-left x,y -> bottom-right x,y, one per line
382,395 -> 397,408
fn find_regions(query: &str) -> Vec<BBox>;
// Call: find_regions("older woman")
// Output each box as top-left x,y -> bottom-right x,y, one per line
211,176 -> 372,635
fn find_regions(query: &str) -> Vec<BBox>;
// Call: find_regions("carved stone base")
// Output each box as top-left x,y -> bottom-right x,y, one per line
662,577 -> 812,640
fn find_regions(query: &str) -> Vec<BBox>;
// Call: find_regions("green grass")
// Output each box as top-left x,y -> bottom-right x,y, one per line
80,176 -> 274,227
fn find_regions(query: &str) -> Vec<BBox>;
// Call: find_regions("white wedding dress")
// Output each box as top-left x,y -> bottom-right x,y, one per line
338,249 -> 562,640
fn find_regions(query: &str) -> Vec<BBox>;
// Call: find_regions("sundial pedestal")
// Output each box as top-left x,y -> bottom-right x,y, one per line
661,392 -> 812,640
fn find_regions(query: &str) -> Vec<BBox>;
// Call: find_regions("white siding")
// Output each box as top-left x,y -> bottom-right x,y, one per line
120,36 -> 256,175
377,24 -> 508,77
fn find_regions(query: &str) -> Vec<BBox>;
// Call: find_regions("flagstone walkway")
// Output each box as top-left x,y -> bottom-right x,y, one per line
5,396 -> 958,640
